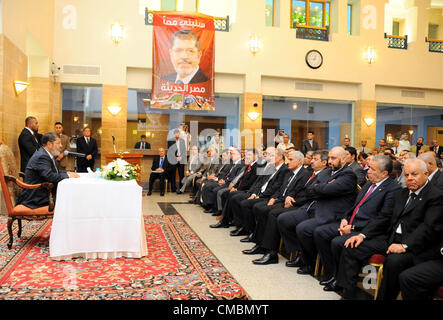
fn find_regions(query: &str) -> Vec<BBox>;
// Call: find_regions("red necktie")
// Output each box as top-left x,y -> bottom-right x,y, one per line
238,165 -> 251,187
305,172 -> 316,185
349,183 -> 376,225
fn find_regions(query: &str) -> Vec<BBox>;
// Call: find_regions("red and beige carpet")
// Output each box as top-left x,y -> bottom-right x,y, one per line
0,215 -> 248,300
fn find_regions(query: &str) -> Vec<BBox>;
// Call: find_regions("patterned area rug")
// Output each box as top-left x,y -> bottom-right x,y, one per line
0,215 -> 248,300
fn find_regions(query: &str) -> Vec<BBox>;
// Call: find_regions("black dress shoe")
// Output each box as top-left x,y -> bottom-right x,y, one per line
252,253 -> 279,265
147,191 -> 152,196
212,211 -> 222,216
285,255 -> 303,268
320,277 -> 335,286
204,208 -> 213,213
230,227 -> 248,237
242,245 -> 267,255
160,193 -> 165,196
323,280 -> 342,292
239,233 -> 253,243
210,221 -> 229,228
297,265 -> 313,275
176,191 -> 183,194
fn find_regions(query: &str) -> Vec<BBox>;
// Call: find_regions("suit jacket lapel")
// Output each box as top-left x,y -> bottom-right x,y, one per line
399,183 -> 430,218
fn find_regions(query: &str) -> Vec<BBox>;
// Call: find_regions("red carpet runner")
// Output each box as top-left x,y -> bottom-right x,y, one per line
0,215 -> 248,300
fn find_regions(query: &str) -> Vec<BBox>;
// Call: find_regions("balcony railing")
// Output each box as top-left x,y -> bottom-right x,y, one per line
425,37 -> 443,53
144,8 -> 230,32
384,33 -> 408,49
293,24 -> 329,42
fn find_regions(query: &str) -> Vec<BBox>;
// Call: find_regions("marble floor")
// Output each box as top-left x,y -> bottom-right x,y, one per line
142,192 -> 342,300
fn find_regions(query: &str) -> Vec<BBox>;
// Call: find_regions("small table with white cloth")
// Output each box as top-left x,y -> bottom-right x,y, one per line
49,173 -> 148,260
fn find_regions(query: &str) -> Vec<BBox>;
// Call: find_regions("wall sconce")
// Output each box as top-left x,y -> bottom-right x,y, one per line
408,129 -> 414,136
292,103 -> 298,110
13,81 -> 29,96
110,22 -> 125,45
247,102 -> 260,120
365,46 -> 376,64
363,117 -> 375,126
108,105 -> 122,115
248,34 -> 261,55
73,116 -> 79,123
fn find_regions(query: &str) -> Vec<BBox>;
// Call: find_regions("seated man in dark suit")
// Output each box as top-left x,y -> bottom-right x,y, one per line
247,150 -> 311,265
76,127 -> 98,172
345,146 -> 367,187
277,151 -> 331,267
430,139 -> 442,160
314,155 -> 401,292
295,146 -> 358,275
210,149 -> 260,227
399,238 -> 443,300
418,152 -> 443,190
18,116 -> 41,173
230,148 -> 288,238
162,30 -> 210,84
147,148 -> 170,196
201,147 -> 244,214
18,132 -> 79,209
134,135 -> 151,150
337,158 -> 443,300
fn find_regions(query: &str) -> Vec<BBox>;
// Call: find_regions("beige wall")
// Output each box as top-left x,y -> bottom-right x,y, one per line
49,0 -> 443,100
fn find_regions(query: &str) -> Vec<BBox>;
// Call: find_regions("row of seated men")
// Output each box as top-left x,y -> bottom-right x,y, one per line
182,145 -> 443,300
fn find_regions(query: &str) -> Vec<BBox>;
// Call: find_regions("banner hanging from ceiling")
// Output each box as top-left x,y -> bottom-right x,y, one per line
151,12 -> 215,110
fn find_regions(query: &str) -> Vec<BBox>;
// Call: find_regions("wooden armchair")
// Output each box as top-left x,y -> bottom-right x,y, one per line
0,157 -> 54,249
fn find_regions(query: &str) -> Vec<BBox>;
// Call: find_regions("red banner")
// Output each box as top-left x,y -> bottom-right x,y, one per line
151,12 -> 215,110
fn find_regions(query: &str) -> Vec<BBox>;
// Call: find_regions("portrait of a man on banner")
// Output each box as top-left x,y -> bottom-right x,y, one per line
151,13 -> 215,110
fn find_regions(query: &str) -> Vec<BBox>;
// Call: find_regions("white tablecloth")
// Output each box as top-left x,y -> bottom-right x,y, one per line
49,173 -> 148,260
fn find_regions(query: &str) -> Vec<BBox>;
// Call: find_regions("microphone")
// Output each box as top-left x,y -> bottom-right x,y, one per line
64,150 -> 86,158
111,133 -> 117,153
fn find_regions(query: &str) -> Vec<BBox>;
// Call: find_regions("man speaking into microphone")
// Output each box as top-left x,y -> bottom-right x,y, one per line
76,127 -> 98,172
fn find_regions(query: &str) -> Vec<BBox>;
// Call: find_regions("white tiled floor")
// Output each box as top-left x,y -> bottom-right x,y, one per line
142,193 -> 341,300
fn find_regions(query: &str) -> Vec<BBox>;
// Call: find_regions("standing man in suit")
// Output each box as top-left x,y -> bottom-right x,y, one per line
18,132 -> 79,209
296,146 -> 358,275
314,155 -> 401,292
54,122 -> 70,171
301,131 -> 319,155
162,30 -> 210,84
345,146 -> 367,187
76,127 -> 98,173
374,139 -> 387,154
430,139 -> 443,160
134,135 -> 151,150
411,137 -> 429,156
147,148 -> 170,196
399,238 -> 443,300
336,158 -> 443,300
357,140 -> 372,154
167,129 -> 187,193
418,152 -> 443,190
18,116 -> 41,173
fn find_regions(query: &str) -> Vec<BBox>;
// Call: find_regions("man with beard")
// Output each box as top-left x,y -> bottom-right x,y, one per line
18,132 -> 79,209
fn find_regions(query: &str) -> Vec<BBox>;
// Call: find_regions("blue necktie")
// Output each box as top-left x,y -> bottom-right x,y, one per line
160,157 -> 164,168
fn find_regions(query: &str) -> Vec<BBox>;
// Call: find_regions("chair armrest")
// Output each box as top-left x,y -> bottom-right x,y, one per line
19,172 -> 25,179
7,176 -> 54,191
